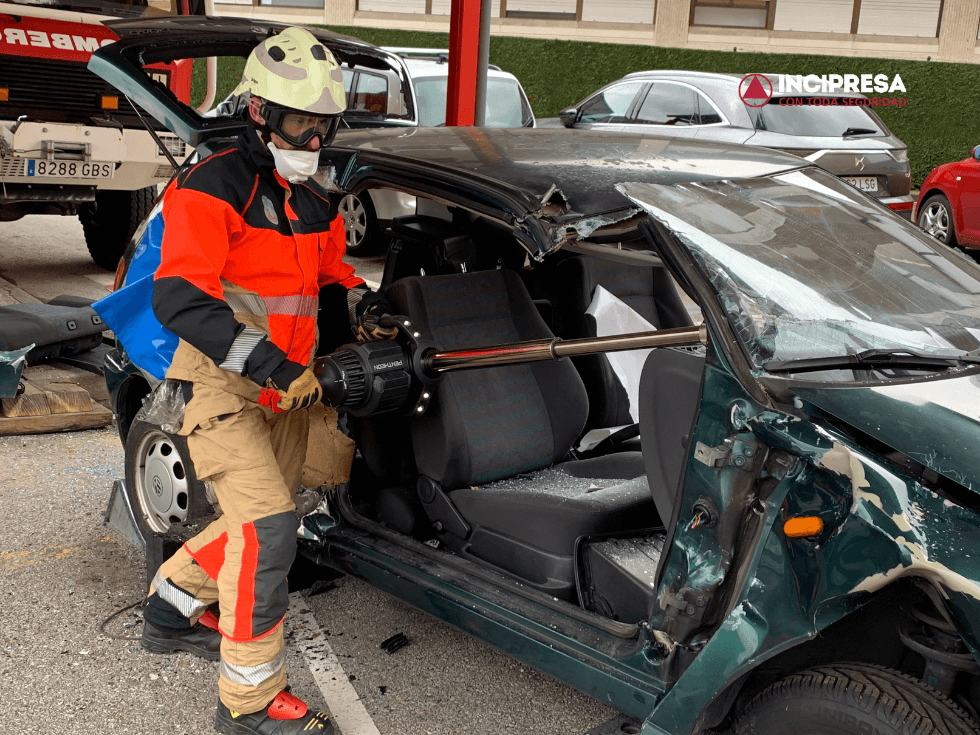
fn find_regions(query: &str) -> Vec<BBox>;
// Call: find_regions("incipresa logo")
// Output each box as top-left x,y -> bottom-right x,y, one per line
739,73 -> 908,108
739,74 -> 773,107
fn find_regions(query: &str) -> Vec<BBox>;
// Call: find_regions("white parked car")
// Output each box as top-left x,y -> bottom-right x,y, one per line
339,48 -> 536,254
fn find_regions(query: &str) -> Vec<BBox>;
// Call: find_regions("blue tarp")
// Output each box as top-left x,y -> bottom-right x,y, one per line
92,206 -> 177,380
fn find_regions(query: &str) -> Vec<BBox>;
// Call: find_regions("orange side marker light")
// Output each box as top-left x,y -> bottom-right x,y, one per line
784,516 -> 824,538
101,95 -> 119,110
0,88 -> 9,102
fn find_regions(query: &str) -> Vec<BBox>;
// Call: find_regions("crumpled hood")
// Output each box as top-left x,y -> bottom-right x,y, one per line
794,372 -> 980,492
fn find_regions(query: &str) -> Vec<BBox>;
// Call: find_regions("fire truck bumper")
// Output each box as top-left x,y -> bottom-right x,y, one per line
0,120 -> 187,193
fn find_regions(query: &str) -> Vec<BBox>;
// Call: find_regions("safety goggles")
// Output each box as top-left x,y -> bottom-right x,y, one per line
260,102 -> 341,148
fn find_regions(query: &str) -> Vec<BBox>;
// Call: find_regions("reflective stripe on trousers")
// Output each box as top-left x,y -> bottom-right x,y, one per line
220,648 -> 286,687
151,571 -> 208,620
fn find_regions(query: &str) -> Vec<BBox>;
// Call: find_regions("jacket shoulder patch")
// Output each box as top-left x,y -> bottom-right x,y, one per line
262,196 -> 279,226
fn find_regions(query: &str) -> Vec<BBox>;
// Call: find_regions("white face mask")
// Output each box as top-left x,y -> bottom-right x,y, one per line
267,141 -> 319,183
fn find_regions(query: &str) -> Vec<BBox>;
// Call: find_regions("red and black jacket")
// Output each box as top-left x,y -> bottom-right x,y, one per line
153,127 -> 363,388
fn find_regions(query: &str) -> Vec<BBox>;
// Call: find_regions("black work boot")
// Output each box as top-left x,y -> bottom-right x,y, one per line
215,690 -> 333,734
142,609 -> 221,662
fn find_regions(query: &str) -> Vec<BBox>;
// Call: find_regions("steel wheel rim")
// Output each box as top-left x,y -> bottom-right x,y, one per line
920,202 -> 950,243
134,428 -> 189,533
339,194 -> 368,248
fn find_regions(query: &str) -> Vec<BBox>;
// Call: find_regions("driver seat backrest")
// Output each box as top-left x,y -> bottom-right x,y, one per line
388,268 -> 589,488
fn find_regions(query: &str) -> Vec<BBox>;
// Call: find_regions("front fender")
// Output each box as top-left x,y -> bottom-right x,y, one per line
648,408 -> 980,735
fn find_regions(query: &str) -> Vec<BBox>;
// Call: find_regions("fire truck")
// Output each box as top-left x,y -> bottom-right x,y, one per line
0,0 -> 212,269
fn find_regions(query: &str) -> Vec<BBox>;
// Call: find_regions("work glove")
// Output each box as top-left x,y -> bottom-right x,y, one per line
355,313 -> 400,342
219,327 -> 323,411
268,368 -> 322,412
348,285 -> 398,342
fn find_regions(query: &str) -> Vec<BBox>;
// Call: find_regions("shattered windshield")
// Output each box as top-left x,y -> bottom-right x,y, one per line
619,169 -> 980,379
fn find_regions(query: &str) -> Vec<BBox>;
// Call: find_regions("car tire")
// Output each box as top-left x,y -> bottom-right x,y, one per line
125,417 -> 209,539
339,192 -> 380,256
734,663 -> 977,735
917,194 -> 957,248
80,186 -> 156,271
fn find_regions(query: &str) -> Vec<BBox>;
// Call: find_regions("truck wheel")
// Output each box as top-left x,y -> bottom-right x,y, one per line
81,186 -> 156,271
125,417 -> 209,538
734,663 -> 977,735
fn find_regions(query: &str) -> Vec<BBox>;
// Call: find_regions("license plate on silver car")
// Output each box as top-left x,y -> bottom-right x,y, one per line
27,160 -> 114,179
842,176 -> 878,192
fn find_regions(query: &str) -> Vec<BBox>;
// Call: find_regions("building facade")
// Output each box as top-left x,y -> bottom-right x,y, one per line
213,0 -> 980,64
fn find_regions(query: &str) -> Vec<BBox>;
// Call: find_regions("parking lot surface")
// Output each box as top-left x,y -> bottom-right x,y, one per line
0,215 -> 617,735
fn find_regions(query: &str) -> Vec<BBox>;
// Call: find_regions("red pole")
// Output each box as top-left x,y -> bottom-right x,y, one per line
446,0 -> 481,126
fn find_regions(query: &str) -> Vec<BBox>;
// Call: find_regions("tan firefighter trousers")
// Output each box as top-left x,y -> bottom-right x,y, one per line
149,380 -> 309,714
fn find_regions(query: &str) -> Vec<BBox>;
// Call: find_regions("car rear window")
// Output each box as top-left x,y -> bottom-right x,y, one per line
749,99 -> 885,137
414,77 -> 529,127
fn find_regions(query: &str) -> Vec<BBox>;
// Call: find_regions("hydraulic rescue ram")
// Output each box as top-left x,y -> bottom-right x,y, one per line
314,321 -> 707,417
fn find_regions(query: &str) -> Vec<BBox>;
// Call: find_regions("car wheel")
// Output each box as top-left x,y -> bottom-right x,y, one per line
917,194 -> 957,247
80,186 -> 156,270
125,417 -> 208,537
734,663 -> 977,735
339,192 -> 380,256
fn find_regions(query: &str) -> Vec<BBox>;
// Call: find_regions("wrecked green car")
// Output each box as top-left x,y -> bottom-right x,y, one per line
93,18 -> 980,735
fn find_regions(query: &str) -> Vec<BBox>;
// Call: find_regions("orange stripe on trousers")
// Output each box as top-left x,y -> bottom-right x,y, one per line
187,532 -> 228,581
235,522 -> 260,640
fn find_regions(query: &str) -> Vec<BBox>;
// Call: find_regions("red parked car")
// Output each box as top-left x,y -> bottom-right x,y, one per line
915,145 -> 980,249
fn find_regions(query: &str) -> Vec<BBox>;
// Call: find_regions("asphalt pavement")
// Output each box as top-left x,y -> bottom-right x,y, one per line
0,214 -> 617,735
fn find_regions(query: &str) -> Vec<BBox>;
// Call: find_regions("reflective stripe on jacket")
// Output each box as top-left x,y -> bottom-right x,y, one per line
153,127 -> 363,382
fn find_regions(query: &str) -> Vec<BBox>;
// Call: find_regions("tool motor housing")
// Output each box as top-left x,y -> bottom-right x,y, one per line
315,340 -> 415,416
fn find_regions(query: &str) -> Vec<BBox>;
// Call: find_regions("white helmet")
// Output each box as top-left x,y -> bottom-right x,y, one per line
234,26 -> 346,115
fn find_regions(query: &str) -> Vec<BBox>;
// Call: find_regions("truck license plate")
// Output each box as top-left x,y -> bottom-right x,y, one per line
842,176 -> 878,192
27,160 -> 114,179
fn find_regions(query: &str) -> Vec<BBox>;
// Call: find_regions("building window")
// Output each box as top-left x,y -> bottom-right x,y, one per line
690,0 -> 772,28
581,0 -> 655,24
504,0 -> 576,20
357,0 -> 425,12
773,0 -> 852,34
856,0 -> 942,38
430,0 -> 501,15
258,0 -> 322,6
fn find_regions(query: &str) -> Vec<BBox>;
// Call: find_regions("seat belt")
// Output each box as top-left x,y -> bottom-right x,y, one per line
575,423 -> 640,454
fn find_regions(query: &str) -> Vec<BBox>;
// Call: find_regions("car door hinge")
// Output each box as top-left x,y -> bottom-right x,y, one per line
694,437 -> 762,472
660,586 -> 710,624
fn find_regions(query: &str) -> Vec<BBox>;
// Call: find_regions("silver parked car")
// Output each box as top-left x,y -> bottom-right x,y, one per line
544,70 -> 913,217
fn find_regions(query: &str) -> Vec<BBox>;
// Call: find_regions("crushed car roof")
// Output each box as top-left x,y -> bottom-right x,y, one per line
330,126 -> 807,220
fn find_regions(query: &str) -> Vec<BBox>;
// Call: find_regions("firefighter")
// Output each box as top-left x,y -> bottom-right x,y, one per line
139,26 -> 391,734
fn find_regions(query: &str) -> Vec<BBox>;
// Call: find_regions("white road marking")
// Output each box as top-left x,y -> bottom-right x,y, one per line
363,278 -> 380,290
288,595 -> 380,735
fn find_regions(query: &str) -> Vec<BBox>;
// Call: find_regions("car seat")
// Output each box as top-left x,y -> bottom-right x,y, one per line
549,254 -> 693,433
386,269 -> 660,602
638,347 -> 705,526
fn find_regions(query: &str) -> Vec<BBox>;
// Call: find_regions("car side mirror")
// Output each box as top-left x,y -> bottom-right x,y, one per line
559,107 -> 579,128
973,144 -> 980,160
